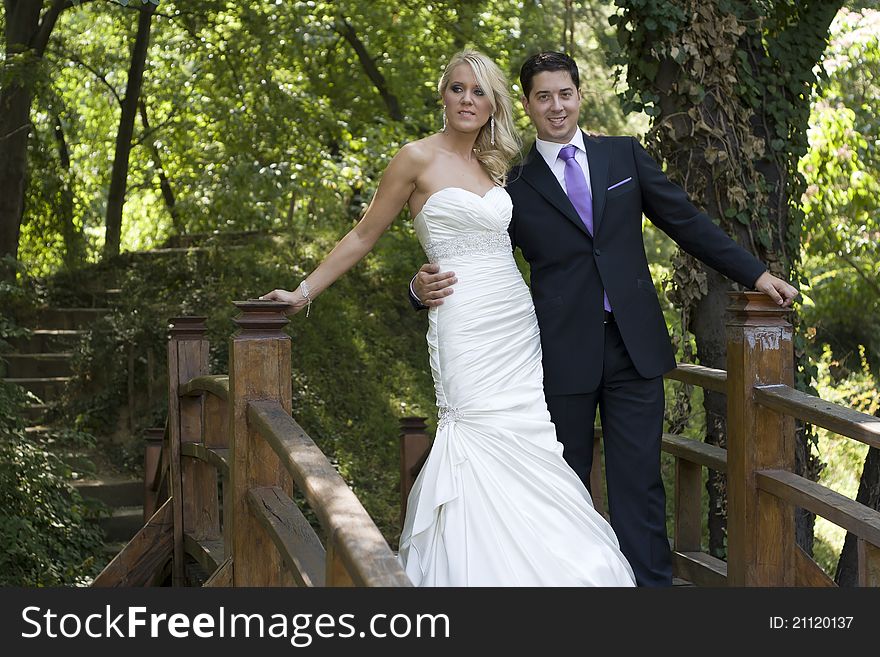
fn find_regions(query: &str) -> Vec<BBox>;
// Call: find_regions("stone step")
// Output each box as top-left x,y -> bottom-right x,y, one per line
23,403 -> 50,423
37,307 -> 110,330
2,376 -> 70,401
3,352 -> 73,378
96,506 -> 144,544
73,477 -> 143,508
8,329 -> 85,353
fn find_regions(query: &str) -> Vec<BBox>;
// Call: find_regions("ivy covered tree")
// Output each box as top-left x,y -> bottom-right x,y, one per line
611,0 -> 844,557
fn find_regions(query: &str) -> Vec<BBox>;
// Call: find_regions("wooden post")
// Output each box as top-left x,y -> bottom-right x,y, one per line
399,417 -> 429,531
726,292 -> 795,586
203,391 -> 230,556
143,427 -> 165,522
589,427 -> 608,520
229,300 -> 294,586
858,539 -> 880,587
167,316 -> 209,586
674,458 -> 702,552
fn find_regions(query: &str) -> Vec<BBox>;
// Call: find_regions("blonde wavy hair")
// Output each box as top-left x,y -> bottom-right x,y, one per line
438,50 -> 521,185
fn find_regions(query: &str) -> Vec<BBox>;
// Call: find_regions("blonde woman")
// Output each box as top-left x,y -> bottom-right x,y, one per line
261,50 -> 635,587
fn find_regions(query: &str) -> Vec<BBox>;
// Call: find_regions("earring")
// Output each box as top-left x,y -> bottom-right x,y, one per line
490,115 -> 495,145
442,106 -> 447,132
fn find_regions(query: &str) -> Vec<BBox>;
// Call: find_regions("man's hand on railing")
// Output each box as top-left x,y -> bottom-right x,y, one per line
753,271 -> 799,308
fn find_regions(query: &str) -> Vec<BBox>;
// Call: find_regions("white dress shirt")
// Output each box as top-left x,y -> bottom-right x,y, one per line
535,130 -> 592,198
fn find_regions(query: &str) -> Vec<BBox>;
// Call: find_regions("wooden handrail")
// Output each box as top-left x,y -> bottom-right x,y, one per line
248,399 -> 411,587
179,443 -> 229,478
754,384 -> 880,449
666,363 -> 728,393
180,374 -> 229,401
662,433 -> 728,472
756,470 -> 880,546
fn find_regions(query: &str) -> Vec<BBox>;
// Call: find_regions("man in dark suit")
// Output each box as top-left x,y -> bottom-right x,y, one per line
411,52 -> 798,586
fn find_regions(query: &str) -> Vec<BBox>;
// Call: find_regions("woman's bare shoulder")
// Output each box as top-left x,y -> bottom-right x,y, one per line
396,135 -> 442,166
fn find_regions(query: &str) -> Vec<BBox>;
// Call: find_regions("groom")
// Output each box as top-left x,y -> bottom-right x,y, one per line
411,52 -> 798,586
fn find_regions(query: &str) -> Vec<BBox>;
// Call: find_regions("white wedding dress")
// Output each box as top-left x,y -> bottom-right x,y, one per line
399,186 -> 636,586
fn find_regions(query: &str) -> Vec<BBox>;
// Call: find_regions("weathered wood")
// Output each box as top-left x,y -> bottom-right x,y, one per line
399,417 -> 430,530
182,404 -> 219,541
726,292 -> 796,586
204,557 -> 233,588
180,443 -> 230,478
202,390 -> 231,558
665,363 -> 728,393
228,301 -> 295,586
754,384 -> 880,450
92,499 -> 173,587
326,528 -> 355,587
671,551 -> 728,587
662,433 -> 728,473
183,533 -> 225,575
167,316 -> 209,586
756,470 -> 880,547
249,399 -> 411,586
794,545 -> 837,587
181,374 -> 230,401
674,458 -> 702,552
143,427 -> 164,522
857,539 -> 880,587
246,486 -> 326,587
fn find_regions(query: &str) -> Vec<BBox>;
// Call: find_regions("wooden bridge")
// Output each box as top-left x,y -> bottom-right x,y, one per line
91,292 -> 880,587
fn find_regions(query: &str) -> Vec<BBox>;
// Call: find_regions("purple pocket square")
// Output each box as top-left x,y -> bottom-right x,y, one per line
607,177 -> 632,191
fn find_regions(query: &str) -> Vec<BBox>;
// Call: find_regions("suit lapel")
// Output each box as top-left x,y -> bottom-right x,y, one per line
583,133 -> 609,236
519,144 -> 592,238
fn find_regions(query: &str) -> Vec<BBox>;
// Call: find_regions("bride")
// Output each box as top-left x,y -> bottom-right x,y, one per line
261,50 -> 635,586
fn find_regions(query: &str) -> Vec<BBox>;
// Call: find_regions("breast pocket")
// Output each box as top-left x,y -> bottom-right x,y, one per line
606,177 -> 635,199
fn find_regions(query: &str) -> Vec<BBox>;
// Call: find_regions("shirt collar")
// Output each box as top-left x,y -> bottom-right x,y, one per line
535,129 -> 586,164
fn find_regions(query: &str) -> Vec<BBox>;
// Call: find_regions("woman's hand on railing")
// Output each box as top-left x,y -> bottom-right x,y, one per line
259,288 -> 308,315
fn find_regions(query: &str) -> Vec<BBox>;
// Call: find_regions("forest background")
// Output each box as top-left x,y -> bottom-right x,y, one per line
0,0 -> 877,586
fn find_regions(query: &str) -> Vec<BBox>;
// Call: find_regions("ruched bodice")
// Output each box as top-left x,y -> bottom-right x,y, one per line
399,187 -> 635,587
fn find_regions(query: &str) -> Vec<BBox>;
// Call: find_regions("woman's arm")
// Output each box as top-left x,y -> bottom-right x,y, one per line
262,144 -> 423,314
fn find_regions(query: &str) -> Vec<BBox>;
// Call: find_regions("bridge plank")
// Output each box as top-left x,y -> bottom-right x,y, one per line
92,499 -> 173,587
204,556 -> 233,587
671,551 -> 727,587
795,545 -> 836,587
184,533 -> 225,575
755,385 -> 880,449
246,486 -> 326,587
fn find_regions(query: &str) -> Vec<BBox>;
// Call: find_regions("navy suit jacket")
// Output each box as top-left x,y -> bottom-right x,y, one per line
507,132 -> 766,395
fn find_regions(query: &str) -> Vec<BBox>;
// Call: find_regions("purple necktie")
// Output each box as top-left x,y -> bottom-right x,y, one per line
558,145 -> 611,312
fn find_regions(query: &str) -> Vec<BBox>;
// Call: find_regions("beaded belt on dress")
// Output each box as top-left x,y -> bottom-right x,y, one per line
423,231 -> 511,263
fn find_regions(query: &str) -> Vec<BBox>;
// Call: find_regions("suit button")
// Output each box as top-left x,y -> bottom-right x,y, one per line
594,249 -> 601,256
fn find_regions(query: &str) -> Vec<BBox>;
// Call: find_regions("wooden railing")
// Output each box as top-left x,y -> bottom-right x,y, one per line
96,291 -> 879,588
401,292 -> 880,587
94,301 -> 410,587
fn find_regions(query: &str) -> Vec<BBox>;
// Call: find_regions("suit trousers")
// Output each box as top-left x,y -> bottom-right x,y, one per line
546,320 -> 673,587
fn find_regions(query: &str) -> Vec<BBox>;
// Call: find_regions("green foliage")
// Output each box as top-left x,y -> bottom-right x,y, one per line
800,8 -> 880,371
0,381 -> 105,586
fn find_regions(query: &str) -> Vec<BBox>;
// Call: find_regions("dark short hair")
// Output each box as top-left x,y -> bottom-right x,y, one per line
519,52 -> 579,99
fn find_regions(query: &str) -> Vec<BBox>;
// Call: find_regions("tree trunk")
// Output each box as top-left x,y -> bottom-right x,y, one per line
51,109 -> 83,268
138,100 -> 182,236
835,446 -> 880,586
0,0 -> 67,266
103,2 -> 155,260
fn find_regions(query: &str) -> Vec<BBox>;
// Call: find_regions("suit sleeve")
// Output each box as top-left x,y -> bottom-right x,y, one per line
631,138 -> 767,289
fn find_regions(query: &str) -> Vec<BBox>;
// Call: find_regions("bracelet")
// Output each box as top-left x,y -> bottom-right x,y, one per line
299,280 -> 312,317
